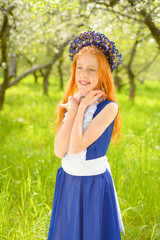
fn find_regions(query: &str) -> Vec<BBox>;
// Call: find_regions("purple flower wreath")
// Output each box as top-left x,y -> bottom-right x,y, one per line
68,30 -> 123,72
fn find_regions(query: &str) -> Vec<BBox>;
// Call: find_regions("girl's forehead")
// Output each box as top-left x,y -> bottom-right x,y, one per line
76,53 -> 98,67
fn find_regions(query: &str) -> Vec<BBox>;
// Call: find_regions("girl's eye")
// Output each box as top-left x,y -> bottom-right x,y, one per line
90,69 -> 95,72
77,66 -> 82,69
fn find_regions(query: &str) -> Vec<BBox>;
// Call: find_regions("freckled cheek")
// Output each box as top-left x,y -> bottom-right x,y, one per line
92,77 -> 99,86
75,71 -> 79,81
76,70 -> 81,78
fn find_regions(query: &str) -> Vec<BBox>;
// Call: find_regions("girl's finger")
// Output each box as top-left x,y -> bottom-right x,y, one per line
95,92 -> 104,96
59,103 -> 68,108
90,90 -> 103,93
89,90 -> 104,96
92,93 -> 103,100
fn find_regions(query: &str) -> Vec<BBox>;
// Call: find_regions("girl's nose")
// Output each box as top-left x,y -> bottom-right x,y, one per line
82,69 -> 88,78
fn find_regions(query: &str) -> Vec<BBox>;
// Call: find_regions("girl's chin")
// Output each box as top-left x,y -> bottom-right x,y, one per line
78,89 -> 90,95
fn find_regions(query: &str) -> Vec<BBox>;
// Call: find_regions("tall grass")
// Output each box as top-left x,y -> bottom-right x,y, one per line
0,77 -> 160,239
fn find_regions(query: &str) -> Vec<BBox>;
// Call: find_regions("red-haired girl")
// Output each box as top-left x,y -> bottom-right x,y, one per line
47,30 -> 125,240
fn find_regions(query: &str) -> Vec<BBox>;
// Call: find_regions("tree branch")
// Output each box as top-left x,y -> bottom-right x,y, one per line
6,39 -> 71,89
139,9 -> 160,48
136,51 -> 160,76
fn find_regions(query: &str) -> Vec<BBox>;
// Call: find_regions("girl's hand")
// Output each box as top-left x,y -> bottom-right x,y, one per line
74,91 -> 87,103
80,90 -> 106,109
59,96 -> 79,112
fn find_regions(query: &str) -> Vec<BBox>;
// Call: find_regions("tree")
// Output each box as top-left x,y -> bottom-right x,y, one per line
85,0 -> 160,98
90,0 -> 160,48
0,0 -> 83,110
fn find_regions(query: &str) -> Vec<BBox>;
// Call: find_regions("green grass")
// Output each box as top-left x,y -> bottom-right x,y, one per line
0,76 -> 160,239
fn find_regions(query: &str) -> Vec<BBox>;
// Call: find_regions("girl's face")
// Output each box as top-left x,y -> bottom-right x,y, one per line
75,52 -> 99,95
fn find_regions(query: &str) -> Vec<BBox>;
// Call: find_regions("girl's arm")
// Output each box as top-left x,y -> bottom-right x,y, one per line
54,97 -> 78,158
54,108 -> 78,158
69,91 -> 118,154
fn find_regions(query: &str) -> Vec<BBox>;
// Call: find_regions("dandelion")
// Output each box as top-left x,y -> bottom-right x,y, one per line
18,118 -> 25,123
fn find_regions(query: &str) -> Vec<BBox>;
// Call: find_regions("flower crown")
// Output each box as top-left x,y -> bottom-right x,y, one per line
68,30 -> 123,72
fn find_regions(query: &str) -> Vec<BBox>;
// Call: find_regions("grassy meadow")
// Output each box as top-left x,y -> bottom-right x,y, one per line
0,76 -> 160,239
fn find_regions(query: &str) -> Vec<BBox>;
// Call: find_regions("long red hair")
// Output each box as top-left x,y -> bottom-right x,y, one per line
50,46 -> 122,145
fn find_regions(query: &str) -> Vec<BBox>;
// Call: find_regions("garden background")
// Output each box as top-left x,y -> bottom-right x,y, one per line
0,0 -> 160,239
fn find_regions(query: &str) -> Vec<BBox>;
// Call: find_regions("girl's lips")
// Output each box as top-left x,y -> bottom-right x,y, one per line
79,81 -> 90,85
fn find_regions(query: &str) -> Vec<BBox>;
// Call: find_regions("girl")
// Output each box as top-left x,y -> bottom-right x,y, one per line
47,30 -> 125,240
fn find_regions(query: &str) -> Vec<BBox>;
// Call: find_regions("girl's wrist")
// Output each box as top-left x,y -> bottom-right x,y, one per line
79,102 -> 87,111
68,106 -> 78,114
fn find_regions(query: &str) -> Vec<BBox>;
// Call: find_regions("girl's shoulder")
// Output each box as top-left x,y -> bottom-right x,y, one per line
98,98 -> 116,108
94,99 -> 117,118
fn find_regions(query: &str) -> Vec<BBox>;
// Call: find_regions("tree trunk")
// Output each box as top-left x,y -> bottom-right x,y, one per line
33,71 -> 38,84
43,65 -> 52,95
9,53 -> 17,79
128,69 -> 135,99
0,85 -> 5,110
43,77 -> 48,95
0,13 -> 10,111
114,75 -> 121,92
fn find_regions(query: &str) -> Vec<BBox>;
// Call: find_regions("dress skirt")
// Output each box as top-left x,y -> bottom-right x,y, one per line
47,166 -> 122,240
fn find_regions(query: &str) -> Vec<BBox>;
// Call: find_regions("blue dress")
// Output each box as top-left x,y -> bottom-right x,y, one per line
47,100 -> 124,240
